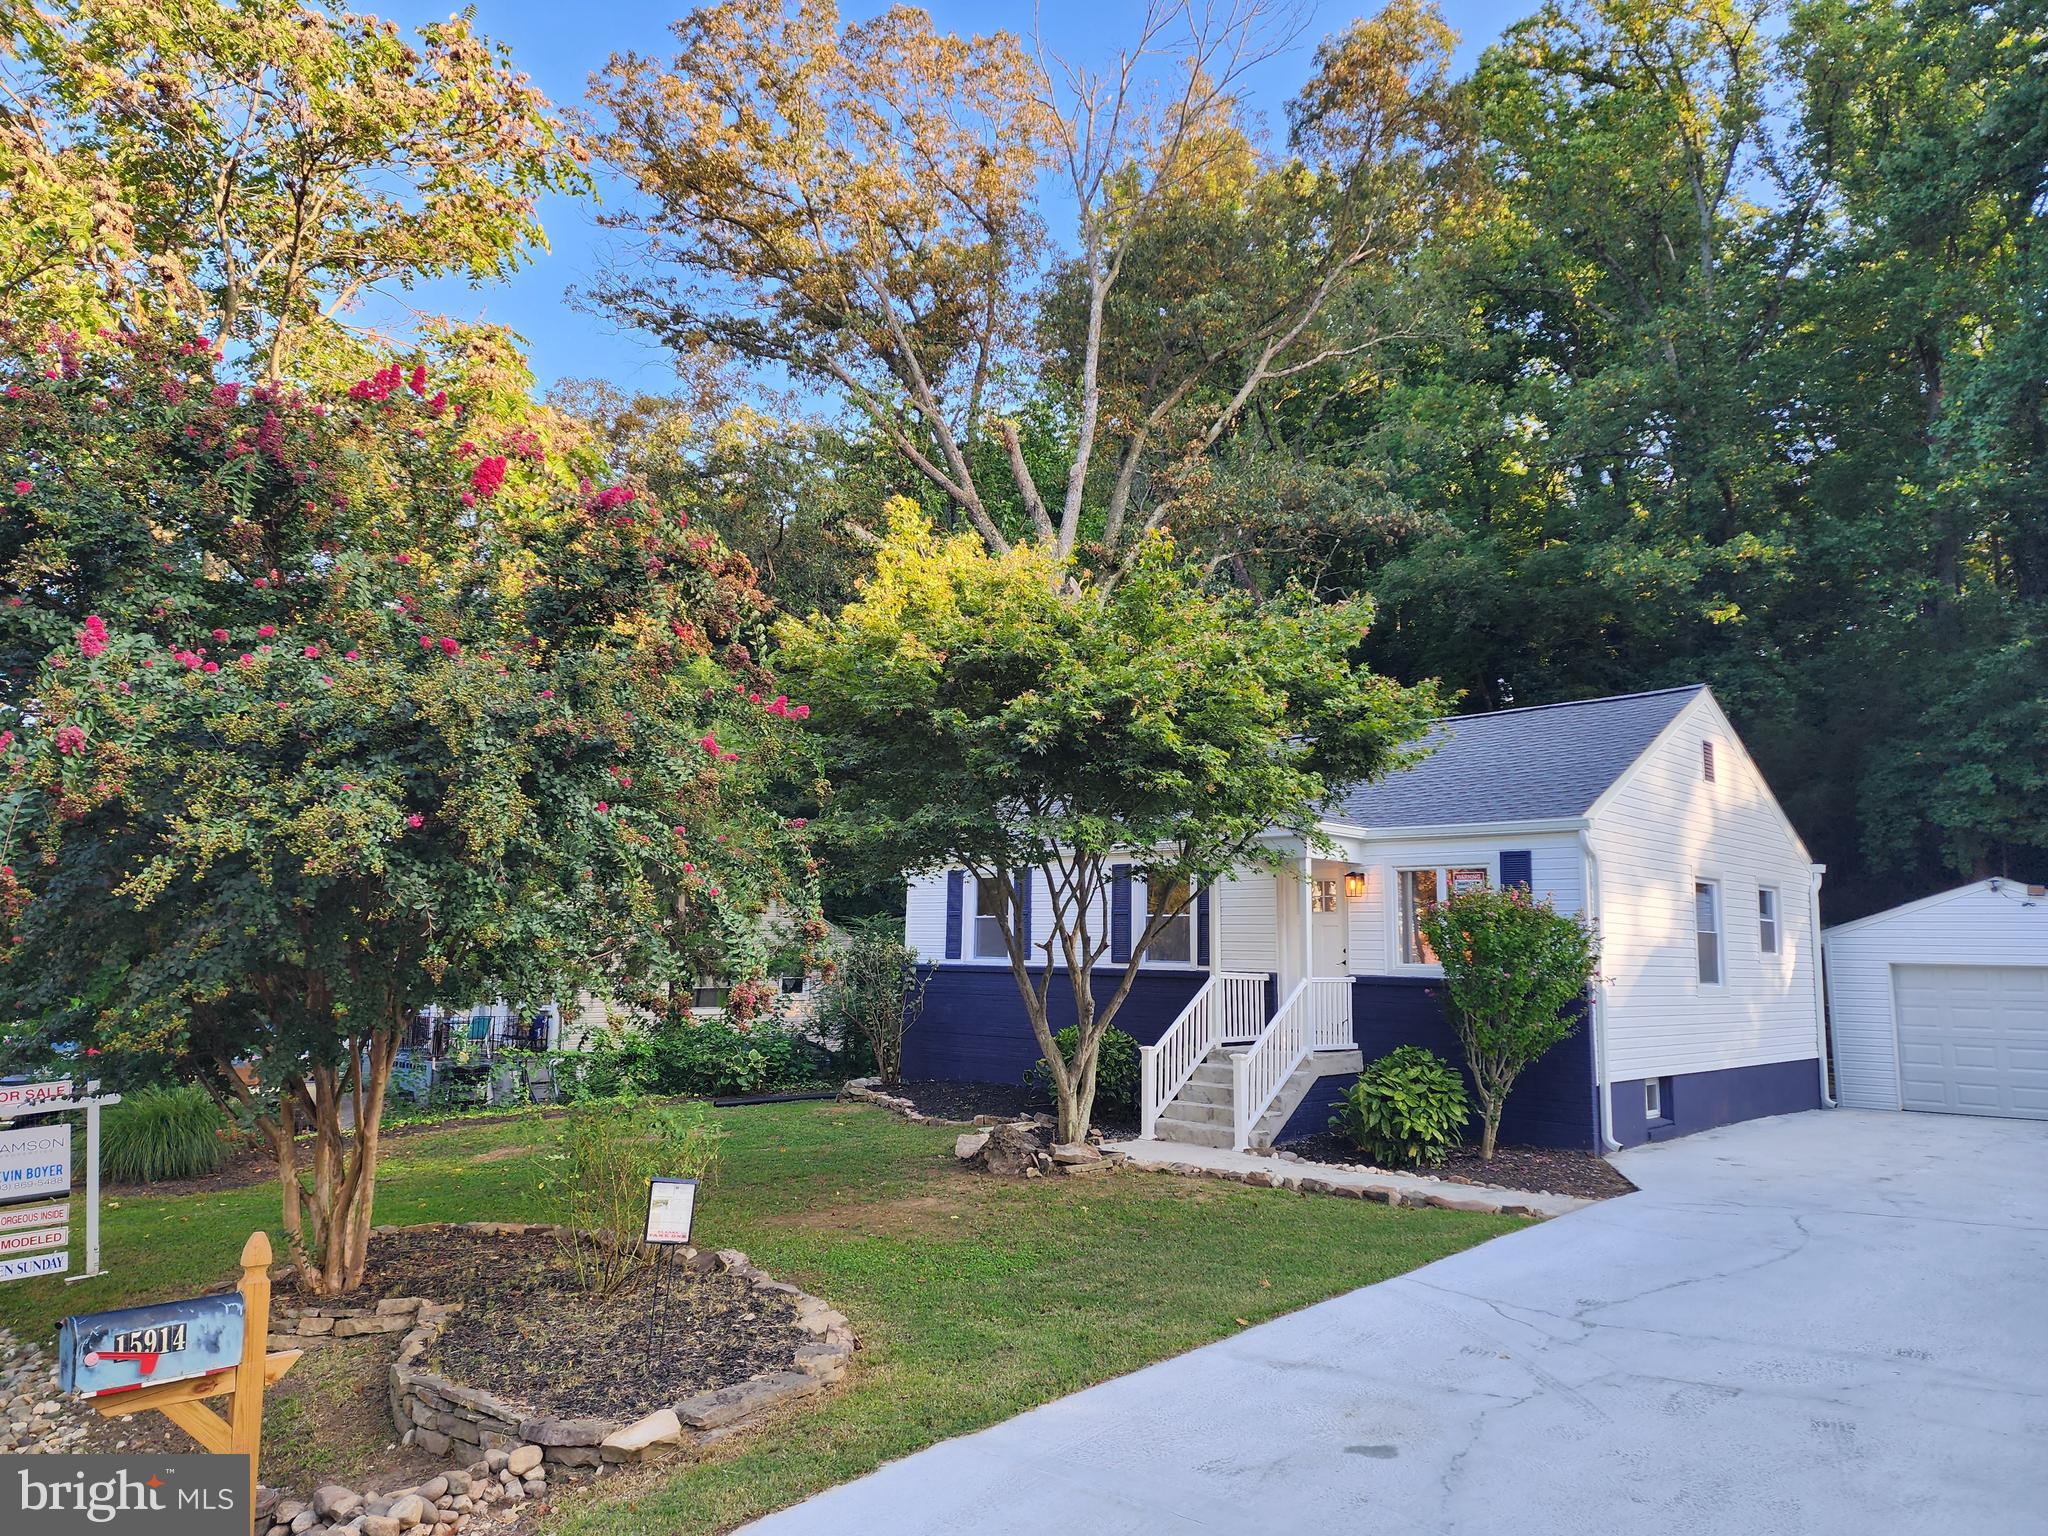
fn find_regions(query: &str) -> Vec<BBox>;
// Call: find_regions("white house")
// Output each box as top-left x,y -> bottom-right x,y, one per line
1824,879 -> 2048,1118
902,685 -> 1829,1152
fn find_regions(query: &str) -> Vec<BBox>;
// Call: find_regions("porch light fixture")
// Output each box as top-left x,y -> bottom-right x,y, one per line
1344,870 -> 1367,901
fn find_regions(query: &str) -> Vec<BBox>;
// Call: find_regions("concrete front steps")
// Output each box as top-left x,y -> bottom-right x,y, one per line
1152,1045 -> 1363,1151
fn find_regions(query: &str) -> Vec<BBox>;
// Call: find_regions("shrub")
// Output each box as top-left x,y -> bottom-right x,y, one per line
100,1084 -> 231,1183
1027,1026 -> 1141,1121
1418,884 -> 1598,1159
1329,1046 -> 1469,1169
811,926 -> 927,1085
544,1095 -> 725,1297
544,1014 -> 825,1103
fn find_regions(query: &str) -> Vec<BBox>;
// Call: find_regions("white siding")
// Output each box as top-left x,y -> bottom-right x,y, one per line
1589,694 -> 1820,1080
1218,870 -> 1280,973
904,871 -> 950,964
1824,882 -> 2048,1110
1342,832 -> 1586,976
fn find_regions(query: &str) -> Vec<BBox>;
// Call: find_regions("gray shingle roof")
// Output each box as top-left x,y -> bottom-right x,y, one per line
1330,685 -> 1706,829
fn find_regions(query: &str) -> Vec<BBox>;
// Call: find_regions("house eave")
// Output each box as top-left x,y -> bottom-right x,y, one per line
1312,815 -> 1594,842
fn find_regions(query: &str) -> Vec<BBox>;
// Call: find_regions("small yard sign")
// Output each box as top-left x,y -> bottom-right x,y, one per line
59,1293 -> 247,1397
0,1123 -> 71,1202
644,1177 -> 699,1246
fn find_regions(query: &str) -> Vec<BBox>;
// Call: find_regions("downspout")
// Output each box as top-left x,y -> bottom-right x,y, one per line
1579,828 -> 1622,1152
1809,864 -> 1836,1108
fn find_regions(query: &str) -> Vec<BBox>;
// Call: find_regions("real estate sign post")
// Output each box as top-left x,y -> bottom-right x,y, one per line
0,1077 -> 121,1283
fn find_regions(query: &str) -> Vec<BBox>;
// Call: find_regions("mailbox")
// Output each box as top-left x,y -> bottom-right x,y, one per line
59,1292 -> 247,1397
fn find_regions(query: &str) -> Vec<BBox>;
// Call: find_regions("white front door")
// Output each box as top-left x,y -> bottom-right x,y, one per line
1310,863 -> 1348,977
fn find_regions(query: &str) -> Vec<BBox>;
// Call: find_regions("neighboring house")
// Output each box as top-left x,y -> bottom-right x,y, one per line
1824,879 -> 2048,1120
902,685 -> 1828,1153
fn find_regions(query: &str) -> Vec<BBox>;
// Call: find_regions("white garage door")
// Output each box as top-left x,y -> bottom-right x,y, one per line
1893,964 -> 2048,1119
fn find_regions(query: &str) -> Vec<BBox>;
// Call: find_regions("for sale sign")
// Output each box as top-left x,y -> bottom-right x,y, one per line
0,1124 -> 71,1203
0,1226 -> 65,1257
0,1079 -> 75,1118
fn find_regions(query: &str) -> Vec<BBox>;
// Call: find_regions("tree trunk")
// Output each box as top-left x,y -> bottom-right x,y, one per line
1478,1095 -> 1502,1161
287,1028 -> 401,1296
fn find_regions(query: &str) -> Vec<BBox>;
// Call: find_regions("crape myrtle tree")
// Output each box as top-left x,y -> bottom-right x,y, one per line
778,507 -> 1438,1142
1418,885 -> 1598,1159
0,329 -> 818,1293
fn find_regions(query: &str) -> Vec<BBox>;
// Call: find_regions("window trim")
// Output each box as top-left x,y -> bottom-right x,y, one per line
1757,886 -> 1780,956
1644,1078 -> 1662,1120
1394,862 -> 1493,970
1694,877 -> 1724,988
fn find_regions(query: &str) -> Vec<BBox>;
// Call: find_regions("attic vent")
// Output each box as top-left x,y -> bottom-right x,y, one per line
1702,740 -> 1716,782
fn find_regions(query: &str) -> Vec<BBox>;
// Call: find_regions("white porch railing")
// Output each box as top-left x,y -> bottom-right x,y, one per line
1230,976 -> 1352,1150
1139,973 -> 1268,1139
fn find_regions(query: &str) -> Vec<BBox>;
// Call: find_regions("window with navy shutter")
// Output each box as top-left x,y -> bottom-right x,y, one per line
1109,864 -> 1133,963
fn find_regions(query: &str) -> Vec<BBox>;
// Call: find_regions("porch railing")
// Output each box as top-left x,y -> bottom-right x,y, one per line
1139,972 -> 1268,1139
1230,975 -> 1353,1150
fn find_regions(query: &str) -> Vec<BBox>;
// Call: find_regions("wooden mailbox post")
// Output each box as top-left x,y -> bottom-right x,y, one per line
66,1232 -> 299,1520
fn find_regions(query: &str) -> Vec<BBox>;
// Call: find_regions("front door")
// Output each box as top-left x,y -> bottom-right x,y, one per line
1310,864 -> 1348,976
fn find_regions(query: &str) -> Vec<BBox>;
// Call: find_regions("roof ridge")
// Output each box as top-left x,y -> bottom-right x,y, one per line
1434,683 -> 1706,725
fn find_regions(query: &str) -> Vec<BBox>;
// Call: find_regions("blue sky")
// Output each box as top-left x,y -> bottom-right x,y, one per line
369,1 -> 1528,394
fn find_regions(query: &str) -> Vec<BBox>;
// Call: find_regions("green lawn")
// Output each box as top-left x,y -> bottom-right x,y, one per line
0,1102 -> 1520,1534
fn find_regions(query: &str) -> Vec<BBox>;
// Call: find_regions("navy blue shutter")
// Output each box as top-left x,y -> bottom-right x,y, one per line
1499,850 -> 1533,892
1109,864 -> 1133,963
1014,871 -> 1033,960
943,870 -> 965,959
1196,883 -> 1211,967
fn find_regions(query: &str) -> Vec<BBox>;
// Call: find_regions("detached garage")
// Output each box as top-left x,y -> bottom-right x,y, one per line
1825,880 -> 2048,1118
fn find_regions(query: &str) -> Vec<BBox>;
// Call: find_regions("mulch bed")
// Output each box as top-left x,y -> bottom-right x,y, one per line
884,1079 -> 1138,1137
284,1226 -> 807,1421
1279,1131 -> 1637,1200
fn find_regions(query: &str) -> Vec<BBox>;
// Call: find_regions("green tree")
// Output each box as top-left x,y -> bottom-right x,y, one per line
0,333 -> 815,1293
777,506 -> 1438,1142
1418,885 -> 1599,1160
0,0 -> 587,379
585,0 -> 1468,580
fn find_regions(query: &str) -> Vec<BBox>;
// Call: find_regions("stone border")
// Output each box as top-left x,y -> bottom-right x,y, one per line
840,1077 -> 984,1127
1132,1156 -> 1560,1218
280,1222 -> 855,1473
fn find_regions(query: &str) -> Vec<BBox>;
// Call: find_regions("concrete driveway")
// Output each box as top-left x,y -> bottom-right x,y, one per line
742,1110 -> 2048,1536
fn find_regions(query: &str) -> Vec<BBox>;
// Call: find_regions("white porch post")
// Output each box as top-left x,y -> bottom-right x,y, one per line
1300,846 -> 1314,982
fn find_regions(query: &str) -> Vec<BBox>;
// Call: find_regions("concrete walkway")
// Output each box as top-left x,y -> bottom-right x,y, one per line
742,1111 -> 2048,1536
1114,1135 -> 1592,1217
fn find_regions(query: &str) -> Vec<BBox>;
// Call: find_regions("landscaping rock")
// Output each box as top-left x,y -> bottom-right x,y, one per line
963,1120 -> 1051,1178
953,1130 -> 990,1160
313,1486 -> 362,1521
505,1445 -> 543,1477
1050,1141 -> 1100,1165
361,1518 -> 403,1536
599,1409 -> 682,1460
385,1494 -> 429,1528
